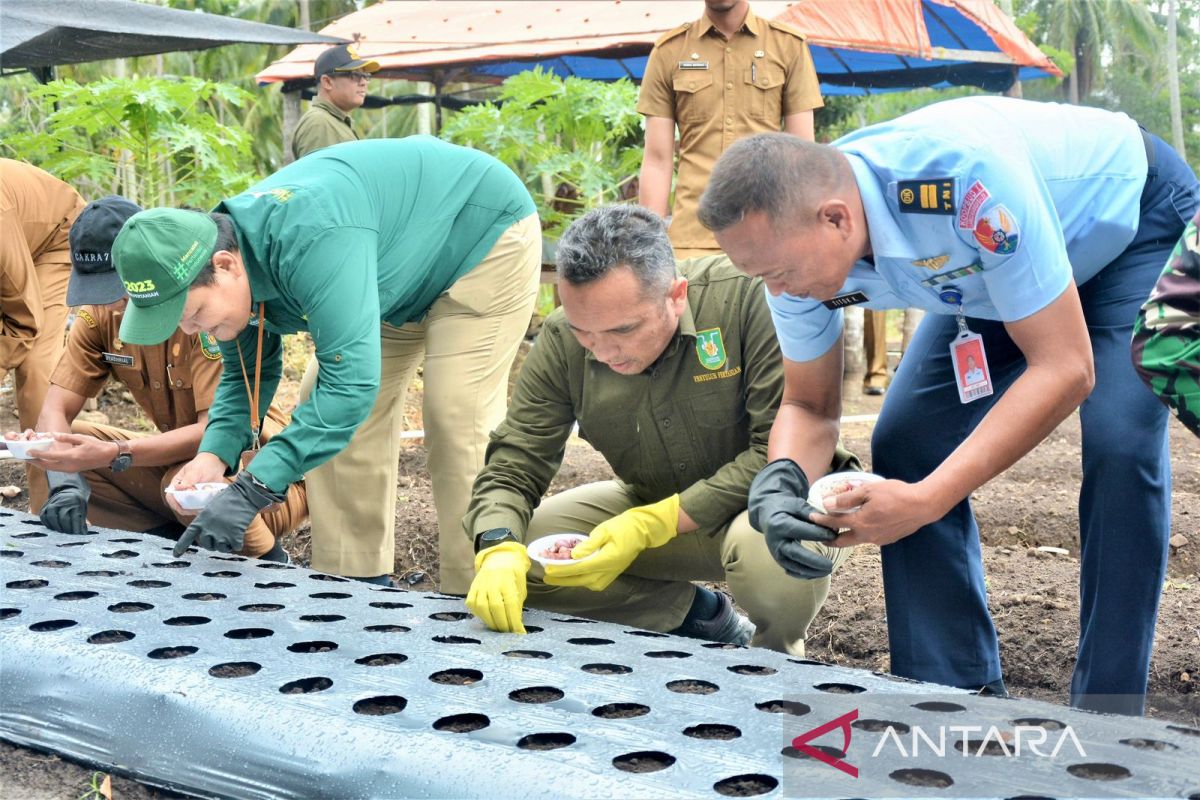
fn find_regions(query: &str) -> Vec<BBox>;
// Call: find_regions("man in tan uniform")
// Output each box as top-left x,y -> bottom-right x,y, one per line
31,197 -> 306,561
1,159 -> 86,504
637,0 -> 822,257
291,44 -> 380,160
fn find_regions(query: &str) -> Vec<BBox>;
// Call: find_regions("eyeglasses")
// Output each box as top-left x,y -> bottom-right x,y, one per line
335,71 -> 372,83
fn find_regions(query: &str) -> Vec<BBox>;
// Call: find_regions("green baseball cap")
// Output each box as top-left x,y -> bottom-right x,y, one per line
111,208 -> 217,345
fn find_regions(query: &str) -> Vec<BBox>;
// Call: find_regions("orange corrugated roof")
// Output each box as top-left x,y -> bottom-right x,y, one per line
256,0 -> 1059,85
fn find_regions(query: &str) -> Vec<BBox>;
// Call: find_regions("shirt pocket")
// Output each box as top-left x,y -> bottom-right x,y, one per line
686,389 -> 748,475
577,411 -> 645,484
672,72 -> 715,124
113,365 -> 145,391
743,63 -> 786,123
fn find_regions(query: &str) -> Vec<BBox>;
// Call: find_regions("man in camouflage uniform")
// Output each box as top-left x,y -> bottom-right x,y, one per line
1133,208 -> 1200,437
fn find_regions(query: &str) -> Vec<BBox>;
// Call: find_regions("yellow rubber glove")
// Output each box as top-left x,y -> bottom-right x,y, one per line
465,541 -> 530,634
544,494 -> 680,592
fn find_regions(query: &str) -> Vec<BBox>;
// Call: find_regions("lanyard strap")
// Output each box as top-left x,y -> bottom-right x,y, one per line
234,303 -> 265,448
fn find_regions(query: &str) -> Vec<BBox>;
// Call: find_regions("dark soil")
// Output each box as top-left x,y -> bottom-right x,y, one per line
3,339 -> 1198,798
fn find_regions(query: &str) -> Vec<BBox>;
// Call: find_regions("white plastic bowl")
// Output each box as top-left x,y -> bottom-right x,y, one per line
166,482 -> 229,511
3,434 -> 56,460
807,471 -> 885,514
526,533 -> 593,567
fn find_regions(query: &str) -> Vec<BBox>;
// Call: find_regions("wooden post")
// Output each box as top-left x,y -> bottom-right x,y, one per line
282,89 -> 301,165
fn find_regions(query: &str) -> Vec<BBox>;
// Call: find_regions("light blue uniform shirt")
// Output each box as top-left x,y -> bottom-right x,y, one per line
769,97 -> 1147,362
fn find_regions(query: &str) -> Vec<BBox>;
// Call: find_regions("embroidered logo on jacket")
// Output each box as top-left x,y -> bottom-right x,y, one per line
696,328 -> 727,370
974,205 -> 1020,255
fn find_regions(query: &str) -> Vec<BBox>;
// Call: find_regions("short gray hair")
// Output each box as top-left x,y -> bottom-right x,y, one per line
556,205 -> 675,297
698,133 -> 849,232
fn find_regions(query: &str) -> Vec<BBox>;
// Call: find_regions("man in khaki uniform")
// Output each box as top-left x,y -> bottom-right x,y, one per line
1,161 -> 86,406
637,0 -> 822,257
465,206 -> 856,654
1,159 -> 86,507
31,197 -> 306,560
291,44 -> 380,160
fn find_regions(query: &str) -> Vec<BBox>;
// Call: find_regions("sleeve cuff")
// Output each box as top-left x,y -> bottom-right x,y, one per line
679,484 -> 737,533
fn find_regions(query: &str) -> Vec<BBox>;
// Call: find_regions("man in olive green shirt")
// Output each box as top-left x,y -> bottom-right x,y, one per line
465,205 -> 854,654
111,137 -> 541,593
291,44 -> 380,161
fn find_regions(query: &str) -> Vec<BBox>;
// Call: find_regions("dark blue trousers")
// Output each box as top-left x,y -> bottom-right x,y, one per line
871,134 -> 1200,716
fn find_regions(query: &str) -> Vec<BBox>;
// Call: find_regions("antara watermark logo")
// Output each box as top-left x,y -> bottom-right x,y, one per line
791,708 -> 1088,779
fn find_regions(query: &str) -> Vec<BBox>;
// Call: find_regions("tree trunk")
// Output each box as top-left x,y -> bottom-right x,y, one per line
299,0 -> 311,31
282,90 -> 301,165
1166,0 -> 1186,159
901,308 -> 924,356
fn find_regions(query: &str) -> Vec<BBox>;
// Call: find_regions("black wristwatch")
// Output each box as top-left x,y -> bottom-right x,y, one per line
474,527 -> 518,553
110,440 -> 133,473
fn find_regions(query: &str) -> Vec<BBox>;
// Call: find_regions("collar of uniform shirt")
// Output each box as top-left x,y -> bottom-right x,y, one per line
698,7 -> 761,38
846,153 -> 921,263
312,97 -> 353,125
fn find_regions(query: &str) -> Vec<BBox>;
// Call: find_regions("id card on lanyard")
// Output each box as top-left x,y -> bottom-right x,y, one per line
939,287 -> 994,404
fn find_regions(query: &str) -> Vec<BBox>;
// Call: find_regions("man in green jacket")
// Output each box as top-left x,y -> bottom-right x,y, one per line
112,137 -> 541,592
465,205 -> 855,653
291,44 -> 379,161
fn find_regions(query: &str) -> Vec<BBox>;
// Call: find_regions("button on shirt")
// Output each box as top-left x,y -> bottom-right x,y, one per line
768,97 -> 1148,361
200,137 -> 536,492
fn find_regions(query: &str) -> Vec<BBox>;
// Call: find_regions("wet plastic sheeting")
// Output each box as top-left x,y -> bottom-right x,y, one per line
2,510 -> 1199,799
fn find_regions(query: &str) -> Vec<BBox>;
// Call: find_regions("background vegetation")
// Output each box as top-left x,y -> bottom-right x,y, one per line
1,0 -> 1196,226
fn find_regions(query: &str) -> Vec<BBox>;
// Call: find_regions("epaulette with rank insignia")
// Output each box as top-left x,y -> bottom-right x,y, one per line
767,18 -> 807,40
897,178 -> 956,216
653,21 -> 691,48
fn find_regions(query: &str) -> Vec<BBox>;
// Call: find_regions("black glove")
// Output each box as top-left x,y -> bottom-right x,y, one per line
40,471 -> 91,535
748,459 -> 837,580
173,471 -> 284,557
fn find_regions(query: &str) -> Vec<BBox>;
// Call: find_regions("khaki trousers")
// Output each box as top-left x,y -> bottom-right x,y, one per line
863,309 -> 890,390
301,214 -> 541,591
69,421 -> 308,557
3,259 -> 71,512
523,481 -> 853,656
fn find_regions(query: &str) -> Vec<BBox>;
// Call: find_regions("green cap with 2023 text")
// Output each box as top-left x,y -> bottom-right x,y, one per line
111,208 -> 217,345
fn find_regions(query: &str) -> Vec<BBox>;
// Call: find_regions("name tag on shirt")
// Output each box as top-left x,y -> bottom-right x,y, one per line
678,61 -> 709,70
102,352 -> 135,367
822,291 -> 869,309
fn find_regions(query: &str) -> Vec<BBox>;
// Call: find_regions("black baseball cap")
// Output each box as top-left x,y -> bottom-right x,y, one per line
67,195 -> 143,306
314,44 -> 380,79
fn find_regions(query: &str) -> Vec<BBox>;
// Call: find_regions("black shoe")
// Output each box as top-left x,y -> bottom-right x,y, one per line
675,591 -> 755,646
863,385 -> 886,396
352,574 -> 398,587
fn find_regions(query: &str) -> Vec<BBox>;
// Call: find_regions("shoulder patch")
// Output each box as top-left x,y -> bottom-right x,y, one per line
897,178 -> 955,216
197,331 -> 222,360
767,18 -> 806,39
653,22 -> 691,48
973,205 -> 1020,255
76,309 -> 97,329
